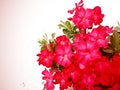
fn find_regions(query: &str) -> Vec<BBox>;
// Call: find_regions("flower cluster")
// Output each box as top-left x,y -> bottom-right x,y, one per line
37,0 -> 120,90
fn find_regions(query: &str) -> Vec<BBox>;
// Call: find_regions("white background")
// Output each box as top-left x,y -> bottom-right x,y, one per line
0,0 -> 120,90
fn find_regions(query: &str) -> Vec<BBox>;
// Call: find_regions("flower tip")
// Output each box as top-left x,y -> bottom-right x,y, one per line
67,17 -> 72,21
68,9 -> 74,14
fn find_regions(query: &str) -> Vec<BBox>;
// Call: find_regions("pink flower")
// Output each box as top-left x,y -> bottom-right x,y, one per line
73,35 -> 101,69
55,35 -> 73,67
87,28 -> 107,48
68,0 -> 104,30
55,45 -> 73,67
73,64 -> 96,90
68,0 -> 84,14
55,35 -> 70,46
37,49 -> 54,67
70,7 -> 94,29
98,25 -> 113,36
87,25 -> 114,48
93,6 -> 104,25
80,73 -> 96,89
63,64 -> 81,83
53,71 -> 72,90
73,32 -> 86,43
42,69 -> 55,90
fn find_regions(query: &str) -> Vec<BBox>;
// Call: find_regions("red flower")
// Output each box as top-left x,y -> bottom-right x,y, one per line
55,45 -> 73,67
68,0 -> 104,30
109,83 -> 120,90
87,28 -> 107,48
70,7 -> 94,29
87,25 -> 114,48
73,35 -> 101,69
55,35 -> 70,46
37,49 -> 54,67
73,65 -> 96,90
93,6 -> 104,25
113,53 -> 120,61
80,73 -> 96,89
68,0 -> 83,14
111,53 -> 120,85
53,71 -> 72,90
93,57 -> 112,87
63,64 -> 81,83
42,69 -> 55,90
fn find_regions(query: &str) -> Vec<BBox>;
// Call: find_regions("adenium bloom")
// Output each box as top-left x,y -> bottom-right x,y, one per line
62,64 -> 81,83
55,45 -> 73,67
93,6 -> 104,25
93,57 -> 112,87
42,69 -> 55,90
73,63 -> 97,90
68,0 -> 104,30
112,53 -> 120,86
68,0 -> 83,14
87,25 -> 114,48
87,27 -> 107,48
97,25 -> 113,36
54,35 -> 74,67
55,35 -> 70,46
69,7 -> 94,29
37,49 -> 54,67
53,71 -> 72,90
79,73 -> 96,90
73,34 -> 101,69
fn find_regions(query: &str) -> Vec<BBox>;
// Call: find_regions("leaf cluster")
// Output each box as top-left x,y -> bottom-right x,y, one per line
58,21 -> 81,39
38,33 -> 56,50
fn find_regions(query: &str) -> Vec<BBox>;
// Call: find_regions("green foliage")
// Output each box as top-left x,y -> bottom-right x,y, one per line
38,33 -> 56,50
38,33 -> 48,50
114,25 -> 120,33
58,21 -> 81,39
110,31 -> 120,52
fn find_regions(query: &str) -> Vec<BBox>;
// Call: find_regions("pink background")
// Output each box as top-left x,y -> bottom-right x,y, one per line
0,0 -> 120,90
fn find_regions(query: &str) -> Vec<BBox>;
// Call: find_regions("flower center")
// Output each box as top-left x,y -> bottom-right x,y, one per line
60,41 -> 65,45
82,17 -> 86,22
64,54 -> 68,58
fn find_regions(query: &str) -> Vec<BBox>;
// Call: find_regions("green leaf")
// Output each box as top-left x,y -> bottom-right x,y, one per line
51,33 -> 56,38
58,21 -> 72,31
58,24 -> 65,29
65,21 -> 72,30
114,26 -> 120,33
38,33 -> 48,50
58,20 -> 81,39
63,29 -> 68,34
110,31 -> 120,51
